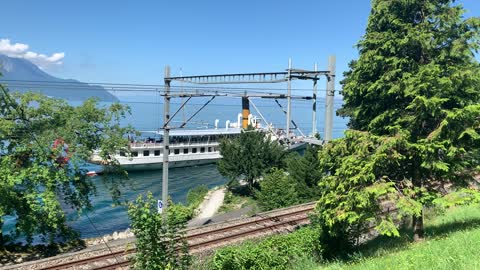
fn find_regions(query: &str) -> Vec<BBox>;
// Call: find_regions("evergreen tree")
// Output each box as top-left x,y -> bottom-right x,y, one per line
256,169 -> 298,211
315,0 -> 480,242
287,145 -> 322,202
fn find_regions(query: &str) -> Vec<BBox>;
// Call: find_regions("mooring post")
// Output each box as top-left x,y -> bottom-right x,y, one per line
162,65 -> 171,219
312,63 -> 318,136
286,58 -> 292,141
324,55 -> 336,142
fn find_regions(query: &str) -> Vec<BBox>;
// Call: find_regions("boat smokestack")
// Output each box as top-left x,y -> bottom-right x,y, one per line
215,119 -> 219,129
242,96 -> 250,129
226,120 -> 230,130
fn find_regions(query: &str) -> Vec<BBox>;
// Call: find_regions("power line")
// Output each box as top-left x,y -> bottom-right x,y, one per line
0,79 -> 343,93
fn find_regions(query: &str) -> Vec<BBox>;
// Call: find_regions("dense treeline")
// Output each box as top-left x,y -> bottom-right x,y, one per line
217,129 -> 323,210
214,0 -> 480,266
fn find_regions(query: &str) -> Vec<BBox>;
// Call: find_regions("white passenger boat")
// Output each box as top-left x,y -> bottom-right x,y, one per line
90,115 -> 267,171
90,128 -> 242,171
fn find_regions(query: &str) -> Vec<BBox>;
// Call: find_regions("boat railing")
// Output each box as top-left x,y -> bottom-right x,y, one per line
129,141 -> 220,148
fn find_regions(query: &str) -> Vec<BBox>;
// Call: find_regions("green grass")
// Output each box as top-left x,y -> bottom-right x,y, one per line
187,185 -> 209,210
217,190 -> 259,214
304,204 -> 480,270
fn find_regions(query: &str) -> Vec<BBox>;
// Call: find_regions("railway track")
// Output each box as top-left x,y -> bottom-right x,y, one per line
11,202 -> 316,270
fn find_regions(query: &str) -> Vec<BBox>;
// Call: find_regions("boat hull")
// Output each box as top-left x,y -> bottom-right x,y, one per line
116,158 -> 218,171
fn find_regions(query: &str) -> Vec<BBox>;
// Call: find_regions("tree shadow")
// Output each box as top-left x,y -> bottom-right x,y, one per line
0,239 -> 86,265
228,182 -> 252,197
340,217 -> 480,263
426,217 -> 480,238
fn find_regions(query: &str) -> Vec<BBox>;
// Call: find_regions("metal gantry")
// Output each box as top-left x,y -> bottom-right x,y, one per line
161,56 -> 336,216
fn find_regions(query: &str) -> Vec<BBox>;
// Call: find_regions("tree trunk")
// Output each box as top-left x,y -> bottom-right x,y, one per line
412,162 -> 425,241
412,209 -> 424,241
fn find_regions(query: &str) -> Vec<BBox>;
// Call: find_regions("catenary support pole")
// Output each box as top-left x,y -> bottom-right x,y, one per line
324,55 -> 336,142
162,66 -> 171,219
312,63 -> 318,136
286,58 -> 292,141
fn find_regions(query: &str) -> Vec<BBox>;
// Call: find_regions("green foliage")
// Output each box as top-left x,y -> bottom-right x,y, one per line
127,192 -> 190,270
166,199 -> 193,227
0,84 -> 132,244
287,145 -> 322,202
312,131 -> 403,249
164,185 -> 210,226
186,185 -> 209,207
256,168 -> 299,211
255,146 -> 323,211
210,226 -> 322,270
317,204 -> 480,270
432,188 -> 480,209
217,190 -> 258,214
314,0 -> 480,245
217,129 -> 286,191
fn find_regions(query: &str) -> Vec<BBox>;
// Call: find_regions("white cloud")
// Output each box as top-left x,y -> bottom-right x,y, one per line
0,38 -> 65,69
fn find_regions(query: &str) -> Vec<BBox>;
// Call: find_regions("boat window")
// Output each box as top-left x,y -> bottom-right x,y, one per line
120,151 -> 126,157
183,148 -> 188,154
143,150 -> 150,156
174,149 -> 180,155
200,147 -> 205,153
154,150 -> 161,156
131,151 -> 138,157
192,148 -> 197,153
208,147 -> 212,152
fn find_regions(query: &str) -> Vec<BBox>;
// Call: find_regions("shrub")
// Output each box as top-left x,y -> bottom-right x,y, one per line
210,226 -> 322,270
128,192 -> 190,270
167,200 -> 193,227
256,168 -> 298,211
187,185 -> 209,208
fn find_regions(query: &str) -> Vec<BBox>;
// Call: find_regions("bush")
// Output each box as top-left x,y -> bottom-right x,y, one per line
256,168 -> 298,211
167,200 -> 194,227
128,192 -> 191,270
286,145 -> 322,203
210,226 -> 322,270
187,185 -> 209,208
168,185 -> 210,225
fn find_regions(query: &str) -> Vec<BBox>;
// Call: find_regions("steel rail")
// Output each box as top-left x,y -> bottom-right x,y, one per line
36,203 -> 316,270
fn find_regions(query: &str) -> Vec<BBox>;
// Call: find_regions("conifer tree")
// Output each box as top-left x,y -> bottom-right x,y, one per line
256,168 -> 299,211
315,0 -> 480,242
287,145 -> 322,202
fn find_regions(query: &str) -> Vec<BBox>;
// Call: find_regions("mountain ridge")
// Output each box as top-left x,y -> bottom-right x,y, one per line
0,54 -> 118,101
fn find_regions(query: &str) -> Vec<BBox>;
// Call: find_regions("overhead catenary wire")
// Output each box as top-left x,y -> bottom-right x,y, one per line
0,78 -> 345,134
0,79 -> 343,93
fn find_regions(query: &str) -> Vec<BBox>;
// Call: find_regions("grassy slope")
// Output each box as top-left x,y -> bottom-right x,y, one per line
314,204 -> 480,270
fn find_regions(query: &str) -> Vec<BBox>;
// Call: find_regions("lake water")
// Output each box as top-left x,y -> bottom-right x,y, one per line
69,164 -> 229,238
6,93 -> 350,239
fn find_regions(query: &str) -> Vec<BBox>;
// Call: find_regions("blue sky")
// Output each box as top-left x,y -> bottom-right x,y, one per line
1,0 -> 479,89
